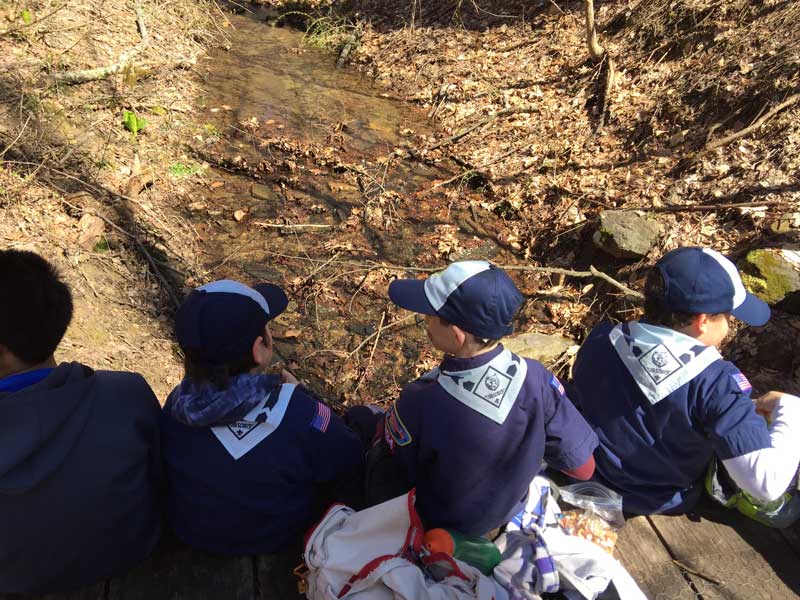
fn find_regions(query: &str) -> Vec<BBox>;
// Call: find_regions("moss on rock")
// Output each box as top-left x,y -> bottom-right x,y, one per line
739,249 -> 800,309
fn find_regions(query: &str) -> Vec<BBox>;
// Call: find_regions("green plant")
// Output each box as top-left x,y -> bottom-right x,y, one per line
122,110 -> 146,136
21,9 -> 32,25
168,162 -> 205,178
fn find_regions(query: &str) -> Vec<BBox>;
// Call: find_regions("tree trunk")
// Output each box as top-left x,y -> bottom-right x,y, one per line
584,0 -> 605,63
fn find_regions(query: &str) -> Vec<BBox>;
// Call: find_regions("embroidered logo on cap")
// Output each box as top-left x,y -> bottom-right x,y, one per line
731,372 -> 752,392
638,344 -> 682,384
385,402 -> 412,447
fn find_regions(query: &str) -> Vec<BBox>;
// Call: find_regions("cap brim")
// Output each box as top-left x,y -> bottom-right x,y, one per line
254,283 -> 288,320
731,292 -> 771,326
388,279 -> 437,315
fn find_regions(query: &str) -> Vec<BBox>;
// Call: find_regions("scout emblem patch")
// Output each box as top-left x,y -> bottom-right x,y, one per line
385,402 -> 412,447
437,348 -> 527,425
731,372 -> 752,392
211,383 -> 295,460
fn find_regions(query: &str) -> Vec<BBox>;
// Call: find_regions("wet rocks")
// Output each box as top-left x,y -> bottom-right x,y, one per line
593,210 -> 663,259
251,183 -> 277,202
504,332 -> 576,365
739,248 -> 800,314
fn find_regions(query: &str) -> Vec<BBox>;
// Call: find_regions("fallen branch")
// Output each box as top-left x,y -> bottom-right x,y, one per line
644,199 -> 796,213
54,3 -> 149,84
693,93 -> 800,160
260,251 -> 644,299
423,143 -> 531,194
253,221 -> 334,230
415,104 -> 539,156
352,310 -> 386,393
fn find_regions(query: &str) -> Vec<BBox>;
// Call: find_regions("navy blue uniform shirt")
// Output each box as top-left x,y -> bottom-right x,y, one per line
160,380 -> 363,555
572,321 -> 771,514
386,344 -> 598,536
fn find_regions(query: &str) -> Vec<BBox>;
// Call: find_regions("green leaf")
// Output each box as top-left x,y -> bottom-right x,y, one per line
21,9 -> 32,25
122,110 -> 147,135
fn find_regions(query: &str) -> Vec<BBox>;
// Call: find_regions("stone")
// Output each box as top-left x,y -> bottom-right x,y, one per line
503,332 -> 576,365
593,210 -> 663,259
251,183 -> 277,202
739,247 -> 800,314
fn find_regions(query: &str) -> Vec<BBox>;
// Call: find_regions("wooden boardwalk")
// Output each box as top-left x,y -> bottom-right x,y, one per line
3,498 -> 799,599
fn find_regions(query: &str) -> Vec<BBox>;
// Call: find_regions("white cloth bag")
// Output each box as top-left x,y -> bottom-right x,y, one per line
303,490 -> 504,600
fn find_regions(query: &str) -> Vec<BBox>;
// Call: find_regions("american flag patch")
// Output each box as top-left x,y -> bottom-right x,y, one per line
550,374 -> 565,396
310,402 -> 331,432
731,372 -> 752,393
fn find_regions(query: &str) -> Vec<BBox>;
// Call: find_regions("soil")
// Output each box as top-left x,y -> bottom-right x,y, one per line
1,0 -> 798,404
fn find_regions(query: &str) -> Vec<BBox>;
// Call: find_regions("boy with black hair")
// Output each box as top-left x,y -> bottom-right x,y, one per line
0,250 -> 162,594
368,260 -> 598,536
160,279 -> 364,555
571,247 -> 800,526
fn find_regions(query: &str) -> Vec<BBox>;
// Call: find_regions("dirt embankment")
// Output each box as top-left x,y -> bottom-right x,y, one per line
0,0 -> 227,397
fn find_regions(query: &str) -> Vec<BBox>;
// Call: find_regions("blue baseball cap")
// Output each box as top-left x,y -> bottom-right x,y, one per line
175,279 -> 288,365
655,247 -> 770,326
389,260 -> 524,340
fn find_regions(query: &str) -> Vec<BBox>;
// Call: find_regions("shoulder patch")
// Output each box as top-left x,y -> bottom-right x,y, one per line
730,372 -> 752,393
550,374 -> 565,396
310,402 -> 331,432
385,402 -> 412,447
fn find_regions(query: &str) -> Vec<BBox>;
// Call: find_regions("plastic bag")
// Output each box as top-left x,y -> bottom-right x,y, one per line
557,482 -> 624,555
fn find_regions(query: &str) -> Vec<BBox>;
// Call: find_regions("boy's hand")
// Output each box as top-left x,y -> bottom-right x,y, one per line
280,368 -> 300,385
754,391 -> 786,418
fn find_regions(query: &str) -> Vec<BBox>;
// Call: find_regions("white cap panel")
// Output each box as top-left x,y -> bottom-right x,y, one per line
424,261 -> 492,311
198,279 -> 271,316
702,248 -> 746,309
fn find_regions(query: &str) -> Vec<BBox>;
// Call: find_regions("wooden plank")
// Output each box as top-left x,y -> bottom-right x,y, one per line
0,583 -> 106,600
649,501 -> 800,600
108,533 -> 254,600
256,546 -> 304,600
614,515 -> 696,600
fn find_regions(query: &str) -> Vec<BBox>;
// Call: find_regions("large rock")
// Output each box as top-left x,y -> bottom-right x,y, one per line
593,210 -> 663,259
504,332 -> 576,365
739,247 -> 800,314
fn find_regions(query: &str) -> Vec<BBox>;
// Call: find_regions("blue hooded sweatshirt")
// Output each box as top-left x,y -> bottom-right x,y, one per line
0,362 -> 162,594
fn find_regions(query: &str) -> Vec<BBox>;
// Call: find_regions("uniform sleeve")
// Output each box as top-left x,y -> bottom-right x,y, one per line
539,366 -> 599,472
384,394 -> 422,484
698,368 -> 770,460
302,392 -> 365,484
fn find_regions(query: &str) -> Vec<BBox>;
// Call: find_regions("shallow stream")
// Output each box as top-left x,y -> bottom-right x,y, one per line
186,8 -> 510,401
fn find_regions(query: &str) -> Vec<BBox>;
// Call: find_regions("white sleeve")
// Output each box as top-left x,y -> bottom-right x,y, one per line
722,394 -> 800,503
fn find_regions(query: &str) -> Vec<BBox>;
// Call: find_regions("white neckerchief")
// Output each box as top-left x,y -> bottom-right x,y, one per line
211,383 -> 296,460
435,348 -> 527,424
609,321 -> 721,405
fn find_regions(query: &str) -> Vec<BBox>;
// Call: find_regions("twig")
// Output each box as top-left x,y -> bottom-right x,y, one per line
252,221 -> 334,230
262,251 -> 644,299
423,143 -> 531,194
343,313 -> 417,364
416,104 -> 539,156
0,114 -> 32,159
693,93 -> 800,160
352,311 -> 386,393
671,559 -> 723,586
633,199 -> 796,213
54,3 -> 149,84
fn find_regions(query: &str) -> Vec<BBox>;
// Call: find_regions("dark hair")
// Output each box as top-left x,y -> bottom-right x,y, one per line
436,316 -> 501,349
0,250 -> 73,364
643,268 -> 696,328
182,351 -> 257,390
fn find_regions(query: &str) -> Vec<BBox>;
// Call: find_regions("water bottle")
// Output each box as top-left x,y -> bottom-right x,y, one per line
422,528 -> 501,574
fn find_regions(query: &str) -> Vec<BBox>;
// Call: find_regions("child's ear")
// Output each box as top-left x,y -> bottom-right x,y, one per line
251,326 -> 273,366
450,324 -> 467,349
691,314 -> 710,334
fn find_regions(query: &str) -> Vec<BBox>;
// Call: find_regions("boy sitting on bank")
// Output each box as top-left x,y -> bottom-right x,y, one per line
368,260 -> 599,536
160,279 -> 364,555
0,250 -> 162,594
571,247 -> 800,526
